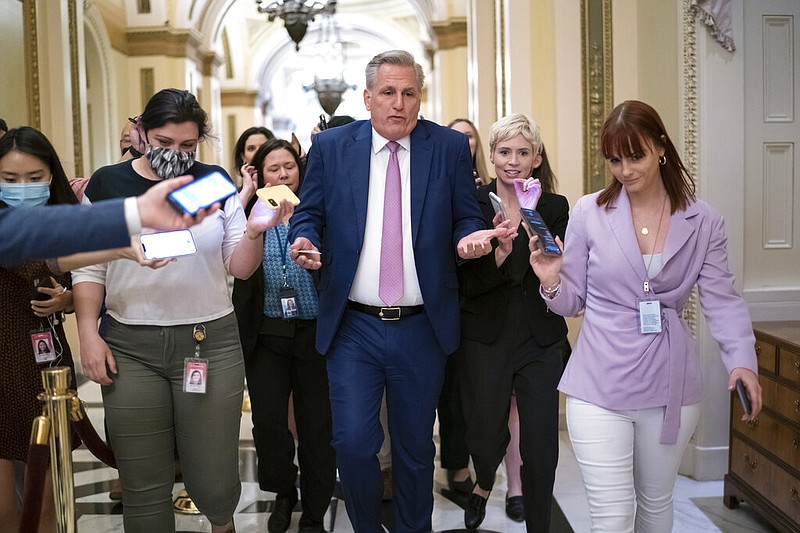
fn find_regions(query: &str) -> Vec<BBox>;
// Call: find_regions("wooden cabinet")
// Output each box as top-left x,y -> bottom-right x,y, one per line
724,321 -> 800,532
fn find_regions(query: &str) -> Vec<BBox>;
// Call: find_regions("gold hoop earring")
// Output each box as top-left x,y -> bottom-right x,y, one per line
658,155 -> 666,166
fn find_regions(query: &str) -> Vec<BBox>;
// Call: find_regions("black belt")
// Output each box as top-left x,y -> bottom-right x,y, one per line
347,301 -> 424,321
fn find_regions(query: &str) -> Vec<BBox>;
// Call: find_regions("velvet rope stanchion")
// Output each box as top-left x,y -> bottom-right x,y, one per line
19,369 -> 117,533
68,397 -> 116,468
18,415 -> 50,533
39,367 -> 77,533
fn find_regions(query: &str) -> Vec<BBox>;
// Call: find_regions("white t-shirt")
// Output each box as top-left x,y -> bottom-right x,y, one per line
72,193 -> 245,325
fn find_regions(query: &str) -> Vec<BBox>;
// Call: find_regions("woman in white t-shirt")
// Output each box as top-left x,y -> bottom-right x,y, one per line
73,89 -> 288,533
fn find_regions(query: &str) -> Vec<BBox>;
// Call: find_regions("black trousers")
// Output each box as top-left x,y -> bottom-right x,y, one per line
437,348 -> 470,470
460,294 -> 565,533
245,318 -> 336,525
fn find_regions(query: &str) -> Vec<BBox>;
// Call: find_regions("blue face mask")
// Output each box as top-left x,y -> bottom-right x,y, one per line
0,182 -> 51,207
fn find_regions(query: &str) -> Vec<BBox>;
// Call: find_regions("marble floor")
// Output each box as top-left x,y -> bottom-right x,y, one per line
65,380 -> 778,532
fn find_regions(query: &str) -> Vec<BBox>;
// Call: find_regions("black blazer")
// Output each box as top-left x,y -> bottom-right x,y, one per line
457,181 -> 569,346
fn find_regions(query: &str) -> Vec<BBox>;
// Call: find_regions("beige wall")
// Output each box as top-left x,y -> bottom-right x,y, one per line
613,0 -> 680,145
436,46 -> 470,125
530,0 -> 557,160
0,0 -> 28,128
637,0 -> 680,137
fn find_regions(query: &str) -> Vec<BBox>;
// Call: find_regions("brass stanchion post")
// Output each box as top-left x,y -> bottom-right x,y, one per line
38,367 -> 77,533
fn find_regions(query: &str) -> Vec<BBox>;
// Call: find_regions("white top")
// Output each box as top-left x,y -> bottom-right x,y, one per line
642,252 -> 664,279
72,194 -> 246,325
348,128 -> 423,306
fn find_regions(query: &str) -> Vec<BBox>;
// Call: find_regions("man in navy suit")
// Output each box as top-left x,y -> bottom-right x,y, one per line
289,50 -> 506,533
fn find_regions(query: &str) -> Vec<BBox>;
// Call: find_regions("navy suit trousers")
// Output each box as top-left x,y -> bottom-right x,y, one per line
326,308 -> 447,533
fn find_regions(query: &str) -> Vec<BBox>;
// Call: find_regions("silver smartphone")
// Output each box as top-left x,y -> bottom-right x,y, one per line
488,191 -> 508,222
139,230 -> 197,260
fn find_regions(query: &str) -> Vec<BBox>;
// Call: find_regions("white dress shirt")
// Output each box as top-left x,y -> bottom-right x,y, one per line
349,128 -> 423,306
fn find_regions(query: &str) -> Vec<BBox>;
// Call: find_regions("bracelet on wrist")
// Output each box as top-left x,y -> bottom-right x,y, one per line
541,280 -> 561,298
244,228 -> 263,240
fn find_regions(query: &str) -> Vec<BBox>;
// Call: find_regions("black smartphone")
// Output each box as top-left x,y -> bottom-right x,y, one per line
736,378 -> 752,415
319,114 -> 328,131
167,171 -> 237,215
31,277 -> 54,302
519,208 -> 562,256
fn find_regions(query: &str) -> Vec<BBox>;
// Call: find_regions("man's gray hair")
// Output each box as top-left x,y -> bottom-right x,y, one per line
365,50 -> 425,91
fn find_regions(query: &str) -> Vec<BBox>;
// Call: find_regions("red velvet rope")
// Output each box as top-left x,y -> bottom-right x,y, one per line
19,443 -> 49,533
18,403 -> 116,532
71,416 -> 116,468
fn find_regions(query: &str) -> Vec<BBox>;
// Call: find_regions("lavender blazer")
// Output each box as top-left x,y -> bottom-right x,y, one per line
547,190 -> 757,443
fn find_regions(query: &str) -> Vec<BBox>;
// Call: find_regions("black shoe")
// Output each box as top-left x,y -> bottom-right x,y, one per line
268,490 -> 298,533
298,515 -> 325,533
464,492 -> 488,530
505,495 -> 525,522
447,470 -> 475,495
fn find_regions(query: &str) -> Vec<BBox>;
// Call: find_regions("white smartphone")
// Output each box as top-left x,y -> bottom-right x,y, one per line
488,191 -> 508,222
168,171 -> 237,215
139,230 -> 197,260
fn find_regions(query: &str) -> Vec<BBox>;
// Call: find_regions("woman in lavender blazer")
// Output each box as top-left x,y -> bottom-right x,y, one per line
529,100 -> 762,533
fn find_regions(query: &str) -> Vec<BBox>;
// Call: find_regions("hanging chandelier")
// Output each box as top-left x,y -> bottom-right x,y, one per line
302,13 -> 354,115
255,0 -> 338,51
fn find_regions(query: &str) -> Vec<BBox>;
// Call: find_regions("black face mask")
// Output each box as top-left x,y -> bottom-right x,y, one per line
121,145 -> 143,159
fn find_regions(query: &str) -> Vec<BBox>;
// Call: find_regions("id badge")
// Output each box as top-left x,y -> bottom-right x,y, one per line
30,330 -> 56,364
183,358 -> 208,394
637,298 -> 663,334
279,286 -> 298,319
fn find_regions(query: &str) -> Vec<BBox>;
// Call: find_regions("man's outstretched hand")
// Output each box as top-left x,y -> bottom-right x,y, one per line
457,226 -> 514,260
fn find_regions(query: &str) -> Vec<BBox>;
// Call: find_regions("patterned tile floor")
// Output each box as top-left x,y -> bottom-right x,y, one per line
62,382 -> 777,532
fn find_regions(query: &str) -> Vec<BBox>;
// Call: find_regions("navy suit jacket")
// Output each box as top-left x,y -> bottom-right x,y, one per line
0,199 -> 130,266
289,119 -> 486,355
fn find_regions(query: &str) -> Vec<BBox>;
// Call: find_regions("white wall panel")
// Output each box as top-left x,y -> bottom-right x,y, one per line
762,142 -> 794,248
763,16 -> 794,122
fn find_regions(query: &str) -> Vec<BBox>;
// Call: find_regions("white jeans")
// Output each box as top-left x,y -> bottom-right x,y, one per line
566,396 -> 702,533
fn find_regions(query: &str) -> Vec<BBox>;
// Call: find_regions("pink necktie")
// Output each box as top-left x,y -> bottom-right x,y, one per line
379,141 -> 404,306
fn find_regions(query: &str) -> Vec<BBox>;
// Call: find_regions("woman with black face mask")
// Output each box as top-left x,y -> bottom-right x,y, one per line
71,88 -> 289,533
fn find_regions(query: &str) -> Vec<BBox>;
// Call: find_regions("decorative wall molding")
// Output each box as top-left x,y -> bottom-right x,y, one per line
126,27 -> 204,62
201,50 -> 222,77
681,0 -> 699,336
23,0 -> 40,129
580,0 -> 613,194
494,0 -> 506,118
432,17 -> 467,50
220,89 -> 259,108
83,0 -> 119,168
140,68 -> 155,110
68,0 -> 84,175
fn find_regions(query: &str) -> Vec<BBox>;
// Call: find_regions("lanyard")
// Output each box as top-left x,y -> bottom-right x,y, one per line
272,223 -> 290,287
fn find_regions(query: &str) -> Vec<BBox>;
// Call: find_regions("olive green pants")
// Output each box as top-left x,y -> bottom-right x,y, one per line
101,312 -> 244,532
